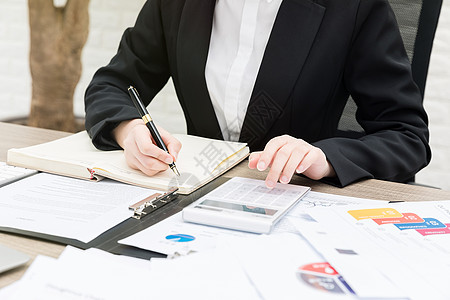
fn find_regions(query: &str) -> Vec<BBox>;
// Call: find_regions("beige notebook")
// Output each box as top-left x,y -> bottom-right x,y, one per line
7,131 -> 249,195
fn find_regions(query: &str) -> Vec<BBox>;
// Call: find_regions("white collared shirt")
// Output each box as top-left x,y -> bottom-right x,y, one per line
205,0 -> 283,141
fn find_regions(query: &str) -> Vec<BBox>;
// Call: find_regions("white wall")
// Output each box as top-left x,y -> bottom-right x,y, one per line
0,0 -> 30,119
0,0 -> 449,190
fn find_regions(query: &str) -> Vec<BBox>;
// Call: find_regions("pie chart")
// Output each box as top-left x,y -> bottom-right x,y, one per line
297,262 -> 355,295
165,234 -> 195,242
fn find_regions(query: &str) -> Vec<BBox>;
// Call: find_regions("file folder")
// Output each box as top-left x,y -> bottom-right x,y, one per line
0,176 -> 228,260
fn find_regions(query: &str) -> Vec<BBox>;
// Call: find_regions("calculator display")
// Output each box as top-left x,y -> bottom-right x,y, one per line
197,199 -> 278,216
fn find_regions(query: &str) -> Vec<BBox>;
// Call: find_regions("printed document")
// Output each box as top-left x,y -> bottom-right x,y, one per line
0,173 -> 160,243
119,211 -> 256,256
2,246 -> 260,300
223,233 -> 357,300
293,201 -> 450,300
1,247 -> 153,300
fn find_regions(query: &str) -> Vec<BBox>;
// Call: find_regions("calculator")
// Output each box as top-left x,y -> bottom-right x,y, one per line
182,177 -> 310,234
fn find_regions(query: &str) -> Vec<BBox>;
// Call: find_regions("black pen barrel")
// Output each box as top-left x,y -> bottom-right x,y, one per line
128,86 -> 147,116
145,120 -> 168,152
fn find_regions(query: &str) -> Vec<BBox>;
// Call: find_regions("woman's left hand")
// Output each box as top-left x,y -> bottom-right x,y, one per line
248,135 -> 335,188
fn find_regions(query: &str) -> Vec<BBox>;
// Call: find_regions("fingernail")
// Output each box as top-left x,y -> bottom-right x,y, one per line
257,161 -> 266,171
266,180 -> 275,188
164,157 -> 173,164
296,165 -> 305,173
280,175 -> 289,184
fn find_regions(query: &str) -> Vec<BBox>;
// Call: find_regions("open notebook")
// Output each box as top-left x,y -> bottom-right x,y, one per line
7,131 -> 249,195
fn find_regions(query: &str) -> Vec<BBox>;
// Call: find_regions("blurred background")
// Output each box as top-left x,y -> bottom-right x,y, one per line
0,0 -> 449,190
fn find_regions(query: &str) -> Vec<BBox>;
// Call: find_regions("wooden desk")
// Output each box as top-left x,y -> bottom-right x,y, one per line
0,122 -> 71,162
1,122 -> 450,289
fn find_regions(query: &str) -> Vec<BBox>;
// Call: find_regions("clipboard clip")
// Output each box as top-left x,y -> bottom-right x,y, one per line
129,187 -> 178,219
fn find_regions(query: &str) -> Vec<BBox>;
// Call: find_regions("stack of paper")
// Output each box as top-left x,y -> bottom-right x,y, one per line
117,190 -> 409,299
291,200 -> 450,300
0,245 -> 261,300
0,234 -> 356,300
0,247 -> 153,300
3,185 -> 448,300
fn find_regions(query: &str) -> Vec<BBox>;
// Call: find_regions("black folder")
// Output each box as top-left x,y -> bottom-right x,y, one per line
0,176 -> 229,260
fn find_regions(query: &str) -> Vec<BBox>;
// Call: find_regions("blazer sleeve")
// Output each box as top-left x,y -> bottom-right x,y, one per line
84,0 -> 170,150
314,0 -> 431,186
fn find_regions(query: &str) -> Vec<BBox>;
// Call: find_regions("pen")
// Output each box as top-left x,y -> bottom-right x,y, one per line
127,85 -> 180,177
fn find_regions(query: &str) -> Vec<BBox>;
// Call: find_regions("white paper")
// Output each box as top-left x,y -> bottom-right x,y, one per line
0,282 -> 21,299
278,192 -> 407,298
272,191 -> 389,235
224,233 -> 358,300
295,201 -> 450,300
119,211 -> 257,256
3,246 -> 153,300
147,249 -> 261,300
0,173 -> 161,242
286,191 -> 389,217
3,246 -> 258,300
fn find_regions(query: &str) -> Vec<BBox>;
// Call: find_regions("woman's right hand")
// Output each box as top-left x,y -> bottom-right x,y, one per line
113,119 -> 182,176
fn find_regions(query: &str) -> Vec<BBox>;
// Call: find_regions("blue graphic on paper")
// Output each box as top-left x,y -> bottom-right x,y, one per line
165,234 -> 196,242
394,218 -> 446,230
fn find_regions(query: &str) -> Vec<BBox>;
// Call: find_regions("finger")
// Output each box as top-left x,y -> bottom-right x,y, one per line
157,126 -> 182,161
135,151 -> 169,173
123,148 -> 166,176
265,142 -> 299,188
129,137 -> 169,172
296,148 -> 325,180
257,136 -> 291,171
135,134 -> 174,165
279,149 -> 305,184
248,152 -> 262,169
167,140 -> 182,162
131,124 -> 173,164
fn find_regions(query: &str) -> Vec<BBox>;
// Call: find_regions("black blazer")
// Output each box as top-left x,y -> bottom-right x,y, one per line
85,0 -> 431,187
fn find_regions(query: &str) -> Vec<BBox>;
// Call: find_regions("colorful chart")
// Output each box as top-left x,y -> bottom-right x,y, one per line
347,208 -> 450,236
348,208 -> 402,220
165,234 -> 195,242
296,262 -> 355,295
372,213 -> 424,225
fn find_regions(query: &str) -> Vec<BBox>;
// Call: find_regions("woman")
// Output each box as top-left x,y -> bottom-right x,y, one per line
85,0 -> 430,188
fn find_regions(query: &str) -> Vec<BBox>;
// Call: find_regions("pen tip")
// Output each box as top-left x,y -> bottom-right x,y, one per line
172,166 -> 181,177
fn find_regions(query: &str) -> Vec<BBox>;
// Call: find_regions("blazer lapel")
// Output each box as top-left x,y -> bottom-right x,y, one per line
239,0 -> 326,149
176,0 -> 223,139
